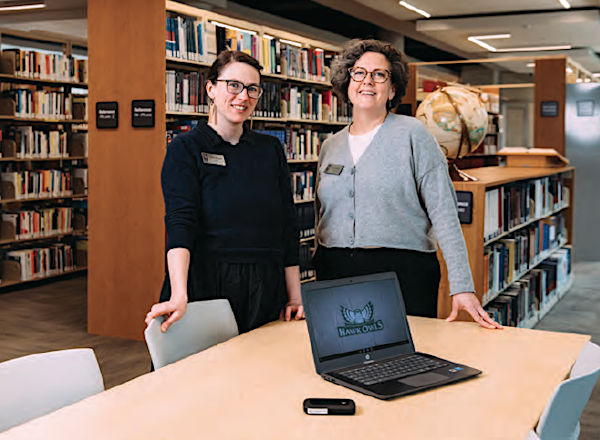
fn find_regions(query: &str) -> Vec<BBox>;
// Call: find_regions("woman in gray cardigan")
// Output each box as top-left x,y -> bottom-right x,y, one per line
314,39 -> 500,329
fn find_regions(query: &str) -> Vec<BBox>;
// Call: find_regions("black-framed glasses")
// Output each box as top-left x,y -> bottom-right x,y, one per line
348,67 -> 391,83
215,79 -> 263,99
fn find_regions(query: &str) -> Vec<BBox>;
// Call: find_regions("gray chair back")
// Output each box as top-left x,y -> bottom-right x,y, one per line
144,299 -> 239,369
0,348 -> 104,432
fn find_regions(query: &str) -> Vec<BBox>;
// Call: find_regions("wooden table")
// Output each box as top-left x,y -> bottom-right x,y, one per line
0,318 -> 589,440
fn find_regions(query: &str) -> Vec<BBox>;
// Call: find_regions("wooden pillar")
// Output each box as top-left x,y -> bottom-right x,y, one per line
534,57 -> 566,155
87,0 -> 166,339
400,63 -> 418,115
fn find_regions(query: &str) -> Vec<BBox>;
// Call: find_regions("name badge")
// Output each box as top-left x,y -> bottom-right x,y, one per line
201,152 -> 226,167
324,164 -> 344,175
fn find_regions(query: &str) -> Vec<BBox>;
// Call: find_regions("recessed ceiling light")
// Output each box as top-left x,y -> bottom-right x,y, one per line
467,34 -> 511,52
0,1 -> 45,12
558,0 -> 571,9
496,45 -> 572,52
526,63 -> 535,67
399,1 -> 431,19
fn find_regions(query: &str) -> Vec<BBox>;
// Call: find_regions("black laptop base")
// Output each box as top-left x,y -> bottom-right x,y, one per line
325,353 -> 482,400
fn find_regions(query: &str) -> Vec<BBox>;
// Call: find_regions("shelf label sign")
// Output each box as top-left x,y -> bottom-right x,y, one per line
132,99 -> 155,128
456,191 -> 473,224
96,101 -> 118,129
540,101 -> 559,117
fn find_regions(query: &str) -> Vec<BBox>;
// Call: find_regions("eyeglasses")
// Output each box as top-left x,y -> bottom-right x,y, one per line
348,67 -> 391,83
215,79 -> 263,99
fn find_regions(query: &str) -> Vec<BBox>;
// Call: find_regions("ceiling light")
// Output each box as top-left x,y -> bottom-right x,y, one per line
399,1 -> 431,19
526,63 -> 535,67
566,66 -> 573,73
496,45 -> 571,52
558,0 -> 571,9
0,1 -> 45,12
467,34 -> 511,52
592,73 -> 600,78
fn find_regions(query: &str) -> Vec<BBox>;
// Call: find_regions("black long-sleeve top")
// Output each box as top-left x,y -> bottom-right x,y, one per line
161,121 -> 299,267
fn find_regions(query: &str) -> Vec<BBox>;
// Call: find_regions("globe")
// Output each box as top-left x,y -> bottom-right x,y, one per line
415,86 -> 489,160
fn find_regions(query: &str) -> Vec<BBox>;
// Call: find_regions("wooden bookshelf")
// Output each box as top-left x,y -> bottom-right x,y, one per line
0,266 -> 87,289
436,165 -> 575,325
0,29 -> 88,290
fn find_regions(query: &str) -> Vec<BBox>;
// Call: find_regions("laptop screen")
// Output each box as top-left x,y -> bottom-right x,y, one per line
305,277 -> 411,363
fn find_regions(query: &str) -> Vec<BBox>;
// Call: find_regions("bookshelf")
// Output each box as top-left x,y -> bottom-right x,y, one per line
88,0 -> 346,339
436,165 -> 575,328
0,29 -> 88,288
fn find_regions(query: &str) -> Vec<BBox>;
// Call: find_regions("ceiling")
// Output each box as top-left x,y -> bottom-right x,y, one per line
0,0 -> 598,74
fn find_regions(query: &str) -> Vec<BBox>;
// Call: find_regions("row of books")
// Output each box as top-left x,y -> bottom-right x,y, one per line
166,15 -> 216,63
166,14 -> 331,83
4,242 -> 74,282
165,71 -> 350,122
2,207 -> 73,240
0,49 -> 88,83
482,213 -> 566,304
4,126 -> 68,158
485,246 -> 571,327
299,243 -> 316,281
291,170 -> 314,201
0,85 -> 74,119
483,93 -> 500,114
282,87 -> 351,122
256,127 -> 332,161
484,175 -> 569,241
166,70 -> 208,114
296,203 -> 315,239
166,120 -> 197,144
1,169 -> 72,199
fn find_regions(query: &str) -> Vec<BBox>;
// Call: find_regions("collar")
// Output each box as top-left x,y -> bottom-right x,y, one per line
194,120 -> 254,148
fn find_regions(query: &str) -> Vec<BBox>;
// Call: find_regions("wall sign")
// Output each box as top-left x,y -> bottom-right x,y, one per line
456,191 -> 473,224
576,100 -> 595,117
540,101 -> 559,117
132,99 -> 155,127
96,101 -> 118,129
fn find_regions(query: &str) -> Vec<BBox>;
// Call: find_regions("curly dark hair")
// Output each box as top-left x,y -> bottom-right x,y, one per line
331,39 -> 409,110
206,50 -> 263,84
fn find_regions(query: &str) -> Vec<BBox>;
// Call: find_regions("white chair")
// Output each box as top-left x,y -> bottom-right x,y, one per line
144,299 -> 239,369
0,348 -> 104,432
527,341 -> 600,440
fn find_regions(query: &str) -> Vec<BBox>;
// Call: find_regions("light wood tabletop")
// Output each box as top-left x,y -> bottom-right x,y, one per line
0,317 -> 589,440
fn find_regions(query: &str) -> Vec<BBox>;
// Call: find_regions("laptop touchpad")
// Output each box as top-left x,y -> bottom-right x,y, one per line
399,372 -> 447,387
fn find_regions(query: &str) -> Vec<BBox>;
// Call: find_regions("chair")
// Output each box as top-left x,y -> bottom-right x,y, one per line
144,299 -> 239,369
0,348 -> 104,432
527,341 -> 600,440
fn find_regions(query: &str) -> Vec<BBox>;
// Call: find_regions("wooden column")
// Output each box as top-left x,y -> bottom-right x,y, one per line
534,57 -> 566,155
87,0 -> 166,339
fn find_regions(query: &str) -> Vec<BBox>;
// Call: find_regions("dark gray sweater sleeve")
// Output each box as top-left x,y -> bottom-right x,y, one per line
411,124 -> 475,295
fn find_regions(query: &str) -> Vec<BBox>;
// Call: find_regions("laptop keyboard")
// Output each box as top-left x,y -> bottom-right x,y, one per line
338,354 -> 448,386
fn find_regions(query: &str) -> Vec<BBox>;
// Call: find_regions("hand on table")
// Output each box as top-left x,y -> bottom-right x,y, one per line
145,297 -> 187,332
280,301 -> 305,321
446,292 -> 503,329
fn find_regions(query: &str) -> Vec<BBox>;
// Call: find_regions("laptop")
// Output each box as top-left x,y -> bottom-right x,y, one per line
301,272 -> 482,400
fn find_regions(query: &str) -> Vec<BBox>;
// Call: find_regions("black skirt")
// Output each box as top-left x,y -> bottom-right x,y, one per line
160,256 -> 288,334
313,247 -> 440,318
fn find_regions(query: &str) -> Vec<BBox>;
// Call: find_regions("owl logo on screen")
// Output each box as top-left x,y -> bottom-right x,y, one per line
338,301 -> 384,337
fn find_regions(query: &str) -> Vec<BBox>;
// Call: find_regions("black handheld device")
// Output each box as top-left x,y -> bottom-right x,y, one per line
303,398 -> 356,415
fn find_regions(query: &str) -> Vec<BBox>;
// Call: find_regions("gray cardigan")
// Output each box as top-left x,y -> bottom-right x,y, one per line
315,113 -> 474,295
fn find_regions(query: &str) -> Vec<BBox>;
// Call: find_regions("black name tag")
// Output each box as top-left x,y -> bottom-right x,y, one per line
324,164 -> 344,175
201,152 -> 226,166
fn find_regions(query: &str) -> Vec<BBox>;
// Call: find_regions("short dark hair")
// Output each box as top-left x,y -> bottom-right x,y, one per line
206,50 -> 263,83
331,39 -> 409,110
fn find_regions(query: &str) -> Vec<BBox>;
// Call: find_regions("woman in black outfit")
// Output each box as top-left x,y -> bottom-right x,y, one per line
145,51 -> 304,333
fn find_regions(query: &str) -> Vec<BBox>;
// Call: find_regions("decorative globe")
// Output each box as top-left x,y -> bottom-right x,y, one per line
415,86 -> 488,160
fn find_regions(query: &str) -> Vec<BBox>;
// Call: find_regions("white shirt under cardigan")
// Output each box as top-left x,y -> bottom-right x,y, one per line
348,123 -> 382,164
315,112 -> 474,295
